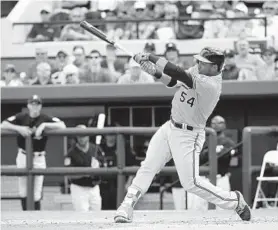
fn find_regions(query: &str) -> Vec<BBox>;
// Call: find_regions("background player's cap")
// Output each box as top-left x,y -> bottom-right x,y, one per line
165,42 -> 178,52
144,42 -> 156,52
28,94 -> 42,104
194,47 -> 225,65
224,49 -> 236,58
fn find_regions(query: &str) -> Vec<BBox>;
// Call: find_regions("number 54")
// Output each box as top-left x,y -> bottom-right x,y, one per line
180,91 -> 195,107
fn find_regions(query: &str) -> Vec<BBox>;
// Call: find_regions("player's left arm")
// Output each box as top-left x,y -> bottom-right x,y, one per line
34,115 -> 66,138
134,53 -> 193,88
42,115 -> 66,130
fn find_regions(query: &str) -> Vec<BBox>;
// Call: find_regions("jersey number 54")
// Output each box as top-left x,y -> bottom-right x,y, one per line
180,91 -> 195,107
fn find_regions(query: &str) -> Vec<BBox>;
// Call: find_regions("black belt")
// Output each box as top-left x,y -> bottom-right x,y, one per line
170,117 -> 193,131
19,148 -> 45,156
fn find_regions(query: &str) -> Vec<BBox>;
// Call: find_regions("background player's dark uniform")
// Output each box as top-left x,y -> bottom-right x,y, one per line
5,112 -> 62,210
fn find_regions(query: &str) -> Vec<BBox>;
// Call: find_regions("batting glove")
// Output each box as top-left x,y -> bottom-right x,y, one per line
140,61 -> 156,76
134,53 -> 150,64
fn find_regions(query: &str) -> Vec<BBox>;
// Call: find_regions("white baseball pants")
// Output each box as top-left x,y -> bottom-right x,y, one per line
172,174 -> 231,210
70,184 -> 102,211
130,121 -> 238,210
16,150 -> 46,201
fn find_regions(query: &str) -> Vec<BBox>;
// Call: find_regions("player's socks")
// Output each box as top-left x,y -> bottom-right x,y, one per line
114,187 -> 142,223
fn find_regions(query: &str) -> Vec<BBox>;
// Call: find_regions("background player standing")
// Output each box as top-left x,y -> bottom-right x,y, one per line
114,47 -> 251,223
65,124 -> 102,211
1,95 -> 66,210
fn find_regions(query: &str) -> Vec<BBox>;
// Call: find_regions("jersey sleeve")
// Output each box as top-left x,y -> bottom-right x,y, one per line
5,113 -> 24,125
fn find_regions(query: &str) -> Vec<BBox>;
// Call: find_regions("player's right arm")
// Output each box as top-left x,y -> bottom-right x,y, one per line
1,114 -> 32,137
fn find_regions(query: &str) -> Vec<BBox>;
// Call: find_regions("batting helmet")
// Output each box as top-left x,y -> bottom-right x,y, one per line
194,47 -> 225,70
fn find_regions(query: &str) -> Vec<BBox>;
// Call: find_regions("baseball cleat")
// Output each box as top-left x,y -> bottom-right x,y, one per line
235,191 -> 251,221
114,203 -> 133,223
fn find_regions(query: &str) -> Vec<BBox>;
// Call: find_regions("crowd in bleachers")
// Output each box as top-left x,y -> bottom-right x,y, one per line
23,0 -> 278,41
1,0 -> 278,86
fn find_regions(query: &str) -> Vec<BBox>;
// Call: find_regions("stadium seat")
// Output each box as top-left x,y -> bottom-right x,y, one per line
252,150 -> 278,209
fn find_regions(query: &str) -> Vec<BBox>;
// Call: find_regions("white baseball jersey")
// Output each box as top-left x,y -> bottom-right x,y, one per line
171,65 -> 222,128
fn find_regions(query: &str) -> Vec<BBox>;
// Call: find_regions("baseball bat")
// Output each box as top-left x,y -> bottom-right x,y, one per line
80,21 -> 134,57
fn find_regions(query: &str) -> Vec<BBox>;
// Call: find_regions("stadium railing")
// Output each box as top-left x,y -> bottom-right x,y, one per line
12,16 -> 268,41
242,126 -> 278,205
1,127 -> 217,210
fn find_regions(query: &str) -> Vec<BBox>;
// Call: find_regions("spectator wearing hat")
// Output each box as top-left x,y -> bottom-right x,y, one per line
259,47 -> 278,80
1,64 -> 24,87
235,39 -> 265,81
144,42 -> 156,55
225,2 -> 253,38
1,95 -> 66,210
164,43 -> 185,69
222,49 -> 240,80
117,58 -> 155,84
26,5 -> 60,42
128,1 -> 156,39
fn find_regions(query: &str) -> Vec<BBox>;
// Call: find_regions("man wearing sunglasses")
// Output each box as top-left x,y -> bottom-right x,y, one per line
114,47 -> 251,223
81,50 -> 115,83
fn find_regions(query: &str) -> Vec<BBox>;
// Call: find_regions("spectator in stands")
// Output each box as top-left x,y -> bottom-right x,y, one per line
52,50 -> 69,73
31,62 -> 52,85
1,64 -> 24,87
202,10 -> 228,39
225,2 -> 253,38
101,44 -> 125,76
260,47 -> 278,80
50,71 -> 66,85
211,0 -> 231,16
65,124 -> 102,211
26,5 -> 60,42
222,49 -> 240,80
62,64 -> 80,84
143,42 -> 156,55
176,3 -> 204,39
104,9 -> 125,40
235,39 -> 265,81
164,42 -> 185,68
82,50 -> 115,83
60,7 -> 95,41
252,1 -> 278,49
155,3 -> 178,40
27,47 -> 53,82
72,45 -> 89,76
117,58 -> 155,84
175,1 -> 199,18
129,1 -> 156,39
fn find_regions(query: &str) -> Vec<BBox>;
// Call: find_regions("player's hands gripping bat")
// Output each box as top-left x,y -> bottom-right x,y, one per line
134,53 -> 150,64
80,21 -> 134,57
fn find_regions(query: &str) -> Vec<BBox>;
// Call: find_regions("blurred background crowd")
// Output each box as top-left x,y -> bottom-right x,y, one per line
1,0 -> 278,87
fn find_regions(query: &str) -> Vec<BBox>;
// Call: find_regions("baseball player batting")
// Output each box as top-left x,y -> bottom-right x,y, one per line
114,47 -> 251,223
